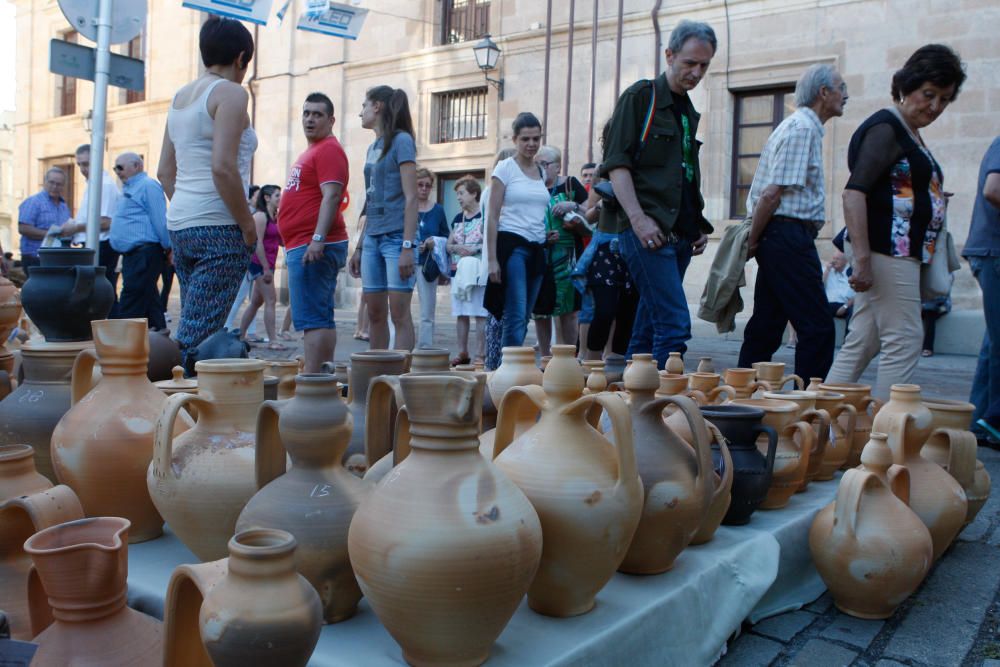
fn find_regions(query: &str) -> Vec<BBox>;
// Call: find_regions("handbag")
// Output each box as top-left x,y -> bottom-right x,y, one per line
920,228 -> 955,301
420,249 -> 440,282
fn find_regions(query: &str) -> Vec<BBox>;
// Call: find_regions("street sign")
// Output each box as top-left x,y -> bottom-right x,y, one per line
49,39 -> 145,92
182,0 -> 273,26
297,0 -> 367,39
57,0 -> 146,44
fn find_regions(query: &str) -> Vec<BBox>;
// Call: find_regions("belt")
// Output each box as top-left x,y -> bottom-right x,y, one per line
771,215 -> 822,227
124,242 -> 162,255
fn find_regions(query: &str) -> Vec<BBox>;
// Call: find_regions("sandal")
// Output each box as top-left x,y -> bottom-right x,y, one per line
245,334 -> 266,343
267,342 -> 289,351
278,331 -> 295,341
921,349 -> 933,357
451,354 -> 471,367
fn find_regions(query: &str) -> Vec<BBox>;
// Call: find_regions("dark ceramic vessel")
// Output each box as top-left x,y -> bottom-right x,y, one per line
22,249 -> 113,342
701,405 -> 778,525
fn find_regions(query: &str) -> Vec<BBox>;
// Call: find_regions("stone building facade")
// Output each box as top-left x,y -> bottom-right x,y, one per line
11,0 -> 1000,309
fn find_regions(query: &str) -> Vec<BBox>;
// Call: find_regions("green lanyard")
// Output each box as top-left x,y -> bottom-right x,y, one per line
681,113 -> 694,183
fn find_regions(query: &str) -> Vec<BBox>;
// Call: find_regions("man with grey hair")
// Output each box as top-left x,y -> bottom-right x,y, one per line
737,63 -> 848,381
110,151 -> 170,330
17,166 -> 72,267
601,19 -> 717,369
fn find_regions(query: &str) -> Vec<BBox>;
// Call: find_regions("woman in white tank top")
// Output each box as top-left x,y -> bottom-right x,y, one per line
156,16 -> 261,365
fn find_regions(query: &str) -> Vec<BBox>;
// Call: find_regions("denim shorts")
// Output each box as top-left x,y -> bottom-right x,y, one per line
248,261 -> 264,279
286,242 -> 348,331
361,231 -> 416,293
578,290 -> 595,324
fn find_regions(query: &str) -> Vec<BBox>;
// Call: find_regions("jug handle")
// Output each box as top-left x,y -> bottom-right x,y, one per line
801,408 -> 831,468
782,373 -> 804,390
162,560 -> 227,667
864,395 -> 883,417
255,399 -> 288,490
708,384 -> 736,404
882,412 -> 912,463
831,468 -> 876,543
752,380 -> 771,393
685,388 -> 708,405
565,392 -> 637,486
70,347 -> 99,405
753,423 -> 780,473
643,394 -> 713,507
785,420 -> 815,478
886,463 -> 911,505
153,392 -> 205,479
708,423 -> 734,495
364,375 -> 403,468
68,265 -> 96,304
839,403 -> 858,446
392,406 -> 412,466
493,385 -> 547,460
27,565 -> 54,637
930,427 -> 978,490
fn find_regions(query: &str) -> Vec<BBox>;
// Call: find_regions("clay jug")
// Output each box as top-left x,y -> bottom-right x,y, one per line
817,381 -> 882,468
409,347 -> 450,373
482,346 -> 543,449
0,340 -> 92,482
162,528 -> 322,667
0,276 -> 22,374
922,398 -> 987,525
149,358 -> 265,561
0,485 -> 83,640
492,345 -> 643,616
872,384 -> 966,560
809,457 -> 933,619
665,351 -> 685,374
582,360 -> 607,393
724,367 -> 767,399
263,358 -> 301,400
52,318 -> 175,542
344,350 -> 408,475
24,517 -> 162,666
236,373 -> 370,623
348,372 -> 542,665
762,390 -> 830,490
148,330 -> 182,382
658,372 -> 691,397
617,354 -> 714,573
813,390 -> 857,480
687,372 -> 737,404
0,444 -> 50,501
21,248 -> 114,342
690,423 -> 734,544
699,405 -> 778,525
753,361 -> 803,391
732,398 -> 814,509
696,357 -> 714,373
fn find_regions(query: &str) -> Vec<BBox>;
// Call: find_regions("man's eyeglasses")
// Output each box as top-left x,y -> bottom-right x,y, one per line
537,161 -> 555,169
113,165 -> 125,172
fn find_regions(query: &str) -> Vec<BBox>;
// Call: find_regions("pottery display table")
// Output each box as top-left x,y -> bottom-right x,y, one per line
126,477 -> 841,666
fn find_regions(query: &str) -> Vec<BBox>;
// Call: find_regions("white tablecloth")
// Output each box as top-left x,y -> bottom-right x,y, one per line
126,478 -> 840,665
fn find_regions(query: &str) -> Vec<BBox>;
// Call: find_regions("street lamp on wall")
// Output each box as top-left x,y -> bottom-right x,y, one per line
82,109 -> 93,132
472,34 -> 504,100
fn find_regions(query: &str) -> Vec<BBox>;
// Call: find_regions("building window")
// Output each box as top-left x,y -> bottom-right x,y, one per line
440,0 -> 490,45
730,88 -> 795,218
431,88 -> 488,144
55,31 -> 78,117
121,33 -> 146,105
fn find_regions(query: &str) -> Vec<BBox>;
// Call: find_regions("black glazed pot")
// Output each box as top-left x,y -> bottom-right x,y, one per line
22,249 -> 114,342
701,404 -> 778,526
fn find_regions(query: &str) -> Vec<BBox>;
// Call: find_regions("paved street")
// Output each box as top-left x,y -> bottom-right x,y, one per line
214,298 -> 993,667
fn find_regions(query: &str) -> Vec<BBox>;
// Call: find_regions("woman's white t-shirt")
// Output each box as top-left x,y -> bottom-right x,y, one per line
491,157 -> 550,244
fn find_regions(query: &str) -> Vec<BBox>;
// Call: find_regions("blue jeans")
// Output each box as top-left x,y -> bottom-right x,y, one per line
970,256 -> 1000,433
361,231 -> 416,293
286,242 -> 348,331
501,245 -> 544,347
619,228 -> 692,369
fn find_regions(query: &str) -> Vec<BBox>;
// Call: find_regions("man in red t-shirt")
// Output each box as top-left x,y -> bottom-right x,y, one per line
278,92 -> 350,372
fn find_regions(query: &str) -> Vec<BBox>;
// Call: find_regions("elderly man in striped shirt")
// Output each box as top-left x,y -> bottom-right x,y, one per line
737,64 -> 848,381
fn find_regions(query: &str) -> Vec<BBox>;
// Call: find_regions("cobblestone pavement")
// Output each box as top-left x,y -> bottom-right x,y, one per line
208,298 -> 992,667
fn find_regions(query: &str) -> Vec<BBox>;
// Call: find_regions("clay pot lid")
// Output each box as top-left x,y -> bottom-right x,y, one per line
155,366 -> 198,393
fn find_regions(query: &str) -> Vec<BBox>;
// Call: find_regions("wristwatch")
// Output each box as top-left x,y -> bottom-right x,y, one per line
311,233 -> 324,243
401,239 -> 415,249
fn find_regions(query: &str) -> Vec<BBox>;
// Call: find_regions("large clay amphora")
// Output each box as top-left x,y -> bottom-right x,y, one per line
617,354 -> 714,574
0,443 -> 50,501
699,405 -> 778,525
24,517 -> 162,666
812,390 -> 857,480
236,373 -> 370,623
816,380 -> 882,468
922,398 -> 989,525
732,398 -> 814,509
349,372 -> 542,665
162,528 -> 322,667
0,485 -> 83,640
0,276 -> 22,374
149,358 -> 265,561
872,384 -> 966,560
51,319 -> 171,542
753,361 -> 803,392
21,247 -> 114,342
344,350 -> 408,475
0,340 -> 91,482
724,367 -> 767,400
809,443 -> 933,619
762,390 -> 830,490
492,345 -> 643,617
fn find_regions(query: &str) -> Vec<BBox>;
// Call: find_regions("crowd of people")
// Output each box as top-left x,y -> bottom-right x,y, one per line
12,17 -> 1000,446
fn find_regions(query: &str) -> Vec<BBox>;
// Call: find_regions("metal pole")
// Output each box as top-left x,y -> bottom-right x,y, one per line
652,0 -> 663,78
614,0 -> 624,97
562,0 -> 575,177
84,0 -> 113,264
542,0 -> 553,134
587,0 -> 598,163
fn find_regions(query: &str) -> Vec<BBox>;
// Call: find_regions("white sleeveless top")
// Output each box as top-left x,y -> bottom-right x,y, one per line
166,78 -> 258,231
